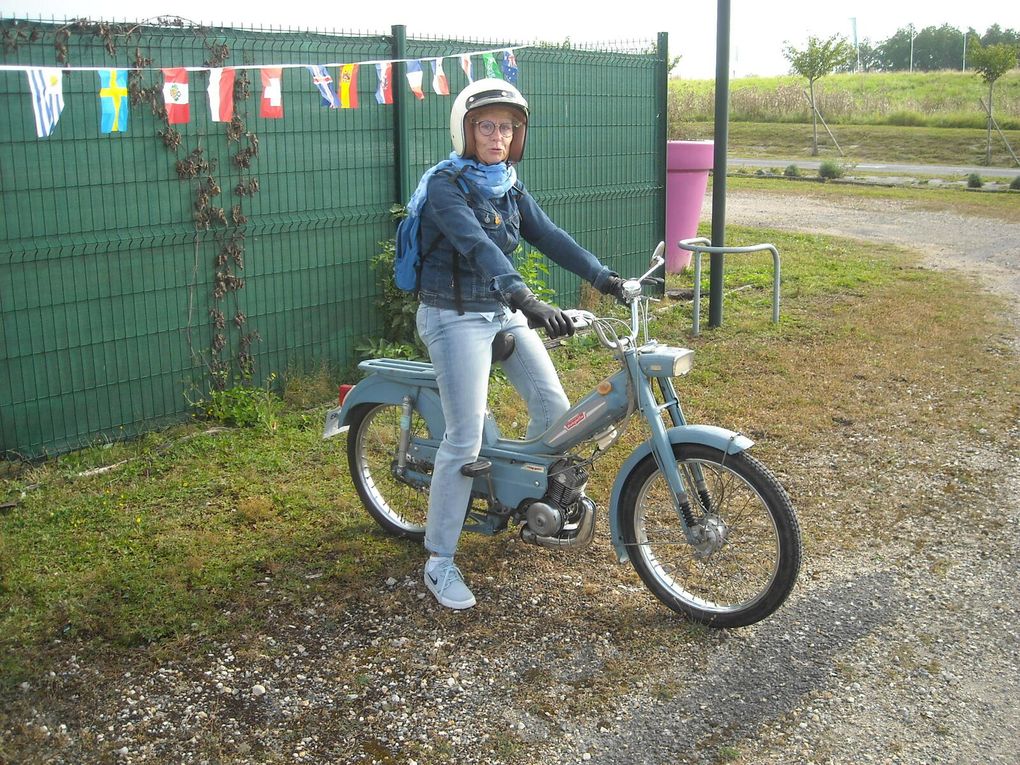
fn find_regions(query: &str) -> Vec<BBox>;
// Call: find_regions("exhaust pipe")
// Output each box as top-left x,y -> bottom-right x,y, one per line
521,497 -> 596,550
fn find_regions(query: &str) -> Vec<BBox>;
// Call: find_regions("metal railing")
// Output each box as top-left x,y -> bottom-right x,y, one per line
678,238 -> 781,336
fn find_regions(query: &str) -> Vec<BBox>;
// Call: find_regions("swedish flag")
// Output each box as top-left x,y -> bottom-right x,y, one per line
98,69 -> 129,134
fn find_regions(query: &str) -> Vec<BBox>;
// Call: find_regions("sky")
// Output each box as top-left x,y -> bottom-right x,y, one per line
2,0 -> 1016,78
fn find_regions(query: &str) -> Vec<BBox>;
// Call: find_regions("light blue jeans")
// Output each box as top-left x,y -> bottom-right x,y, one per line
416,304 -> 570,556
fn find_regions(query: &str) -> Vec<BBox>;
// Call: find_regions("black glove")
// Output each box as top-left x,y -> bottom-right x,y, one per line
598,272 -> 627,302
508,288 -> 575,339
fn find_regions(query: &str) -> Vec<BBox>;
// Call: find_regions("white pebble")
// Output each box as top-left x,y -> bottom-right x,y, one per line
252,684 -> 266,697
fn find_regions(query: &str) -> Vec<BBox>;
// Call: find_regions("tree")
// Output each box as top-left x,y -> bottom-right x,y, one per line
783,35 -> 855,155
969,41 -> 1020,164
980,24 -> 1020,47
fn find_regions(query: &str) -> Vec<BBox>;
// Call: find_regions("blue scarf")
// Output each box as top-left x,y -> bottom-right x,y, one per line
405,153 -> 517,223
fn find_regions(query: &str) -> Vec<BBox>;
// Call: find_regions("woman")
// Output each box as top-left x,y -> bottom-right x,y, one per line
406,79 -> 624,609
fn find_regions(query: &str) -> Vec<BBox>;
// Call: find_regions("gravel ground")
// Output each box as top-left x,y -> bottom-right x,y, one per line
4,188 -> 1020,765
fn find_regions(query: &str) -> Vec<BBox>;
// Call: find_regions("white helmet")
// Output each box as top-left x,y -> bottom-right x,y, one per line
449,78 -> 529,163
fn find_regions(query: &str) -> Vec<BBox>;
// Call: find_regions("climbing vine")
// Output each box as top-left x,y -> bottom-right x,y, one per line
0,17 -> 263,391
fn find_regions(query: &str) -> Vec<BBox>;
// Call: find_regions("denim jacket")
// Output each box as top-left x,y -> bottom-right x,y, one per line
417,170 -> 613,312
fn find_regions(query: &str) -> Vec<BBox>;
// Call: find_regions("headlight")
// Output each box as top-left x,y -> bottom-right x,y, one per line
638,347 -> 695,377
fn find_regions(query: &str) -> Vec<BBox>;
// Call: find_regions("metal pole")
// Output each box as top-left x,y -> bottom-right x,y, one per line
655,31 -> 669,294
909,26 -> 915,73
709,0 -> 731,328
392,24 -> 412,204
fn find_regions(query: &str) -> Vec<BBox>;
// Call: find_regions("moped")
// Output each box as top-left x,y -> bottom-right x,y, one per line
324,244 -> 801,627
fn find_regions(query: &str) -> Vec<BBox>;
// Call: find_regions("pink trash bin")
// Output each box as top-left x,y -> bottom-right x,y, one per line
665,140 -> 714,272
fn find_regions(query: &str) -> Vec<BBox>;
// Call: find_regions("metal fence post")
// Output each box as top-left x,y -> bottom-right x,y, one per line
655,31 -> 669,294
392,24 -> 412,204
710,0 -> 731,328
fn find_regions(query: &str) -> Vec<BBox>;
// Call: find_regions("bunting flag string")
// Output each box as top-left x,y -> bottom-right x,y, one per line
307,65 -> 339,108
26,67 -> 64,138
430,58 -> 449,96
375,62 -> 393,105
5,46 -> 522,138
98,69 -> 129,133
405,60 -> 425,101
501,51 -> 519,85
338,64 -> 359,109
207,67 -> 236,121
260,67 -> 283,118
0,45 -> 521,73
481,53 -> 502,80
162,68 -> 189,124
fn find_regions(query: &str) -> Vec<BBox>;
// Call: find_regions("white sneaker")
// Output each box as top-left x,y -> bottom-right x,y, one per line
424,557 -> 476,610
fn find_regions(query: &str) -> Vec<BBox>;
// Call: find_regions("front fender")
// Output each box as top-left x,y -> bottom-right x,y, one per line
607,425 -> 754,563
322,377 -> 446,440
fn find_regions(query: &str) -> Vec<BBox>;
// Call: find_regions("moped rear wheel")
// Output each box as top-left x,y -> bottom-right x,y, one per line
347,403 -> 430,541
619,444 -> 801,628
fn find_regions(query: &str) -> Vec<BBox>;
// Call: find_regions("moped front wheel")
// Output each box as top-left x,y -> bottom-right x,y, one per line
620,444 -> 801,628
347,402 -> 430,541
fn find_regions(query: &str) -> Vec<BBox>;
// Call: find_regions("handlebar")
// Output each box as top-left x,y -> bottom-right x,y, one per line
527,241 -> 666,348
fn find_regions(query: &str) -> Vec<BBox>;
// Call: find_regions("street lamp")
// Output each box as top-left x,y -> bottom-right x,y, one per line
909,24 -> 917,72
850,17 -> 861,72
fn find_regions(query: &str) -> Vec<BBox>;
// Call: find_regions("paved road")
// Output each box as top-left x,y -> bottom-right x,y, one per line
728,157 -> 1019,179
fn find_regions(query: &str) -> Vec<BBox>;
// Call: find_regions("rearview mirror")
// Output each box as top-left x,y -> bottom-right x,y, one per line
651,241 -> 665,266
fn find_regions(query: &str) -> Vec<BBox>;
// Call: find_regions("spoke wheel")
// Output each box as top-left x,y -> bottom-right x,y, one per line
620,444 -> 801,627
347,403 -> 431,540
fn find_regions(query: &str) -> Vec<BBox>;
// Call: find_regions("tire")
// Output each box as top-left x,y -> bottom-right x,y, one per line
347,402 -> 432,541
619,443 -> 801,628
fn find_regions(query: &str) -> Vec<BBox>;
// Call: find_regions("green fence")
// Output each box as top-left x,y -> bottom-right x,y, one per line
0,18 -> 667,458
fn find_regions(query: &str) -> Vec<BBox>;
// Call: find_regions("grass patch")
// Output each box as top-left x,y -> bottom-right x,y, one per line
2,186 -> 1018,695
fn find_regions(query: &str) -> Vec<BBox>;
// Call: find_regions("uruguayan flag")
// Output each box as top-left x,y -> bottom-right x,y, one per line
27,68 -> 64,138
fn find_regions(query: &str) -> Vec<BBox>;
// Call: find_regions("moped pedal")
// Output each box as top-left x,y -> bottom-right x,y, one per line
460,459 -> 492,478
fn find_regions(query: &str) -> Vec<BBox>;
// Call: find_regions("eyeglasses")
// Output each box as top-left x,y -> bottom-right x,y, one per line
472,119 -> 520,138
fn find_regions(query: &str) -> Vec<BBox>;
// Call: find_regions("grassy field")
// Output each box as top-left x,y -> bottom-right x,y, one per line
670,70 -> 1020,128
669,70 -> 1020,167
2,181 -> 1018,696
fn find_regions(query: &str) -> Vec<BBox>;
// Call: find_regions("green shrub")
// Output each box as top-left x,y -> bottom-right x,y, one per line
783,164 -> 800,177
818,161 -> 844,180
515,246 -> 556,302
1010,175 -> 1020,190
370,235 -> 420,349
967,173 -> 983,189
885,110 -> 926,127
355,337 -> 422,361
191,374 -> 282,431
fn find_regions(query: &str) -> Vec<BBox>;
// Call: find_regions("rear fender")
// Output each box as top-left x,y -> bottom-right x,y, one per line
323,377 -> 446,439
607,425 -> 753,562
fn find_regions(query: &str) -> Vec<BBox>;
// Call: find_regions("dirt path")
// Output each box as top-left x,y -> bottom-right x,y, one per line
714,190 -> 1020,325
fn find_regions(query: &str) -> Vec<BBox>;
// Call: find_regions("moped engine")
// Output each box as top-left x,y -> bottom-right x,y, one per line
521,459 -> 596,549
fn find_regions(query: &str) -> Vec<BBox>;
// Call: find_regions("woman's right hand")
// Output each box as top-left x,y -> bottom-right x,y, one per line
509,289 -> 575,339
